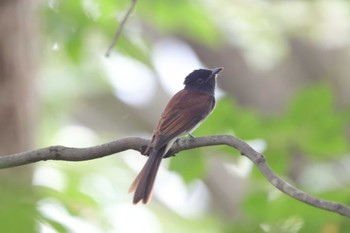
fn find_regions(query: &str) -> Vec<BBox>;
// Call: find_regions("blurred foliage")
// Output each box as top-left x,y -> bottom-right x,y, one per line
0,178 -> 37,233
190,84 -> 350,232
169,150 -> 206,184
3,0 -> 348,232
195,84 -> 349,171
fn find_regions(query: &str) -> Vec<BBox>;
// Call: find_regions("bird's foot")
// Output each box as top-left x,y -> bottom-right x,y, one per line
187,134 -> 195,140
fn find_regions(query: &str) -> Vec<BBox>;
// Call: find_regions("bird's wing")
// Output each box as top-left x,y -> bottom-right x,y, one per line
152,90 -> 215,148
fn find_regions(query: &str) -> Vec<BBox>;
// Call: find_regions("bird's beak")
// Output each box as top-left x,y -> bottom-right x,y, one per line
212,67 -> 223,75
206,67 -> 223,81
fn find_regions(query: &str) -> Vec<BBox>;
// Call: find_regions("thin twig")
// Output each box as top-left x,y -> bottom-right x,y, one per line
105,0 -> 137,57
0,135 -> 349,218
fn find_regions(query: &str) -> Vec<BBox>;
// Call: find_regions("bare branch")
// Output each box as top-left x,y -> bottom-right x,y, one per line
0,137 -> 148,168
105,0 -> 137,57
0,135 -> 349,218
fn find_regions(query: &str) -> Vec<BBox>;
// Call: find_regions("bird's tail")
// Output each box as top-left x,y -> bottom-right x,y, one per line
129,147 -> 165,204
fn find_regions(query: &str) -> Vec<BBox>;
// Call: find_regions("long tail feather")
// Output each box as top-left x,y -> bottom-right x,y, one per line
129,147 -> 165,204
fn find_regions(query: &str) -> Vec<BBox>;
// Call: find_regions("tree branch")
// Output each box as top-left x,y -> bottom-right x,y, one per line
0,135 -> 349,218
105,0 -> 137,57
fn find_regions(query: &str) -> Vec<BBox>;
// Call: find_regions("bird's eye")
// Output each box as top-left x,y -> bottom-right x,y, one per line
196,78 -> 204,84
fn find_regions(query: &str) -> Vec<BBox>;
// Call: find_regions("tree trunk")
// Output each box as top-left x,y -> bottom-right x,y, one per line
0,0 -> 37,232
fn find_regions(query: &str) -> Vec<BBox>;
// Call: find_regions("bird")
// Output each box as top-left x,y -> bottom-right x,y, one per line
129,67 -> 223,204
